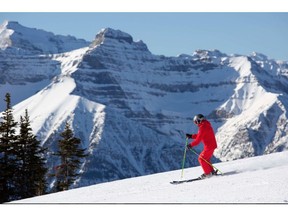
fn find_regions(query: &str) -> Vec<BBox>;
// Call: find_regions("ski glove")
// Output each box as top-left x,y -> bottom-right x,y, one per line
186,134 -> 192,139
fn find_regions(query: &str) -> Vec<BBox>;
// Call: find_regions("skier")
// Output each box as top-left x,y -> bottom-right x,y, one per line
186,114 -> 218,179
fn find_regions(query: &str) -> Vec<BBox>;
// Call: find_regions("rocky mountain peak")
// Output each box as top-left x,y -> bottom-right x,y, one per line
250,51 -> 269,61
0,20 -> 14,49
91,27 -> 134,48
0,20 -> 90,54
191,49 -> 228,64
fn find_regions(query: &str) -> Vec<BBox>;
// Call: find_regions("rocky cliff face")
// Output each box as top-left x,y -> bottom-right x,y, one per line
1,21 -> 288,188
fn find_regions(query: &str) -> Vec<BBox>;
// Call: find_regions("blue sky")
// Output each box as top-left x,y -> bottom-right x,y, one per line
1,12 -> 287,61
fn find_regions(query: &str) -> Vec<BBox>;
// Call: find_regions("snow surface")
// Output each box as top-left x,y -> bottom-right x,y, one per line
12,151 -> 288,204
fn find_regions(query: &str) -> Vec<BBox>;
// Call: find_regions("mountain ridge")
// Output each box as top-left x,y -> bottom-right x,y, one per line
0,20 -> 90,54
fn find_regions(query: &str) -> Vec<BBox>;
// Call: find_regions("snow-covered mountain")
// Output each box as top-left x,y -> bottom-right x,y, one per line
0,20 -> 89,54
12,151 -> 288,203
1,20 -> 288,189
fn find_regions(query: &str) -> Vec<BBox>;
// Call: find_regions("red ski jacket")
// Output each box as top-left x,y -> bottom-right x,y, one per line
189,120 -> 217,150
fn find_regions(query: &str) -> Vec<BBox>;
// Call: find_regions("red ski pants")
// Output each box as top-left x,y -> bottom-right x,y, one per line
198,148 -> 215,174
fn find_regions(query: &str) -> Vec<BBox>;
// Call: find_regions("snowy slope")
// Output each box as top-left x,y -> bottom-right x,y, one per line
13,151 -> 288,203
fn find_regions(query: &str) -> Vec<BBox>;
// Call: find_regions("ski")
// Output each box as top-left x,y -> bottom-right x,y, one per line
170,177 -> 202,185
170,172 -> 223,185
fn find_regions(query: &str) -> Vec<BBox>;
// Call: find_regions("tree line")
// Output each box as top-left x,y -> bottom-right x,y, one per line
0,93 -> 87,203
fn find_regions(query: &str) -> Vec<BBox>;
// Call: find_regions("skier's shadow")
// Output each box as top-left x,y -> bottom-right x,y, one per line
221,171 -> 238,176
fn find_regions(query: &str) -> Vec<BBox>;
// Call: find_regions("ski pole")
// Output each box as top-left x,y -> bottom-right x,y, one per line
181,138 -> 188,179
189,148 -> 223,175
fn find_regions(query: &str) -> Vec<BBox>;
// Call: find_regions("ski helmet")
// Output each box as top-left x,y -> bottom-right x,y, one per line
193,114 -> 205,124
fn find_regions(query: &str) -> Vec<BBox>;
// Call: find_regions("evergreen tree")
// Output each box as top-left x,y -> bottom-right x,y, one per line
53,122 -> 87,191
0,93 -> 18,203
16,109 -> 47,199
